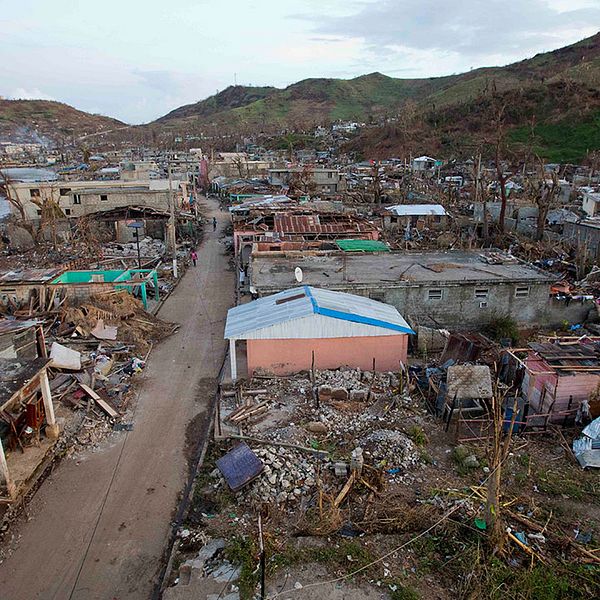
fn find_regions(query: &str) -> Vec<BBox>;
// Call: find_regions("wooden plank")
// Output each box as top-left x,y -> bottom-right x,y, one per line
79,383 -> 118,418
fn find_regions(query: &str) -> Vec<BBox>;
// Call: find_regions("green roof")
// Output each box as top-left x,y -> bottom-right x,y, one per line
335,239 -> 390,253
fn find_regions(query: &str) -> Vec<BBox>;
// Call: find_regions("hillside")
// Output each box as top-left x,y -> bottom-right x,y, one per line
0,99 -> 125,146
156,85 -> 277,122
154,33 -> 600,138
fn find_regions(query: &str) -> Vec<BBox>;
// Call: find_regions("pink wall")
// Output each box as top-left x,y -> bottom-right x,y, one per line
246,335 -> 408,376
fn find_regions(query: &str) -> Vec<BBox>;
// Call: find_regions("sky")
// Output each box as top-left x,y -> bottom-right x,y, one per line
1,0 -> 598,124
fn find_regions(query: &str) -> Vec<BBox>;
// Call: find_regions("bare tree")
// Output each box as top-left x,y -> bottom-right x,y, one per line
526,157 -> 560,241
30,184 -> 65,248
0,164 -> 35,236
486,388 -> 518,555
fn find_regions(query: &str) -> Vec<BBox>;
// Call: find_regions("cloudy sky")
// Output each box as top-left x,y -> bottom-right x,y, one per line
1,0 -> 598,124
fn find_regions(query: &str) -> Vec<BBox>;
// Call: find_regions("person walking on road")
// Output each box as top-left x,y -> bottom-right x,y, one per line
190,249 -> 198,267
212,216 -> 217,231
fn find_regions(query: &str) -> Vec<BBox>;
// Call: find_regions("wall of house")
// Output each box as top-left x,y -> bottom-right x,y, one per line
247,334 -> 408,375
563,222 -> 600,258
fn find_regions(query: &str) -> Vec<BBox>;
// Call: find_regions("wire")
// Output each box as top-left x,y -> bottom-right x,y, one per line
267,453 -> 511,599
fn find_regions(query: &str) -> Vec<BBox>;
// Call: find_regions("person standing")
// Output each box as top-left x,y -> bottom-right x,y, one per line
212,216 -> 217,231
190,249 -> 198,267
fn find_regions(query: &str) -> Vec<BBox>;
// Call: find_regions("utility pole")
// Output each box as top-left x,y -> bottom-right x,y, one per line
168,161 -> 178,278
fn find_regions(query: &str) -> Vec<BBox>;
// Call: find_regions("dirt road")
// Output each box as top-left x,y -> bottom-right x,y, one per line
0,196 -> 234,600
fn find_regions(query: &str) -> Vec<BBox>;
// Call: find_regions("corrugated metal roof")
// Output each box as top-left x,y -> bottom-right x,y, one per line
0,268 -> 64,284
224,285 -> 414,340
386,204 -> 447,217
0,319 -> 41,335
273,214 -> 377,234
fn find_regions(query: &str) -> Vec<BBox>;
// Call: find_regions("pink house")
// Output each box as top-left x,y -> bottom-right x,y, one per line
224,286 -> 414,379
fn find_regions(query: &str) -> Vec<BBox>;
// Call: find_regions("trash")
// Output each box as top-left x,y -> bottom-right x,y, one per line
474,518 -> 487,530
49,342 -> 81,370
94,354 -> 114,378
216,443 -> 264,492
90,319 -> 118,341
112,423 -> 134,431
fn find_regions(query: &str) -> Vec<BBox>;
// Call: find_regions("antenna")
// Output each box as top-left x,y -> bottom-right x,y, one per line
295,267 -> 303,283
234,72 -> 237,86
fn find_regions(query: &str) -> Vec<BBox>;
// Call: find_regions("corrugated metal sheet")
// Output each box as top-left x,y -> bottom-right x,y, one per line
0,268 -> 64,284
224,285 -> 414,340
273,214 -> 376,234
386,204 -> 447,217
0,319 -> 41,336
446,365 -> 492,400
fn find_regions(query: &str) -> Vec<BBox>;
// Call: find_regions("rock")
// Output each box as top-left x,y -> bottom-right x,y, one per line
306,421 -> 327,434
318,385 -> 332,400
349,389 -> 368,401
334,461 -> 349,477
331,387 -> 349,400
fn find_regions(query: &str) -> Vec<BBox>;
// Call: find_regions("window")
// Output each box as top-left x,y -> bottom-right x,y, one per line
479,301 -> 488,309
30,188 -> 40,198
427,288 -> 443,301
327,171 -> 334,178
59,188 -> 71,196
474,288 -> 489,299
36,209 -> 42,216
515,286 -> 530,298
100,194 -> 108,201
65,208 -> 71,215
73,194 -> 81,205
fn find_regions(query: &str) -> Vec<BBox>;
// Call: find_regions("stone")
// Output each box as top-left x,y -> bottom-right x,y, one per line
5,224 -> 35,252
331,387 -> 349,400
318,384 -> 332,400
334,461 -> 349,477
349,389 -> 368,402
306,421 -> 327,434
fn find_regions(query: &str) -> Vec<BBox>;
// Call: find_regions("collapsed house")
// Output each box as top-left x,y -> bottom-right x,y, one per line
0,357 -> 59,502
232,209 -> 379,266
506,338 -> 600,425
224,286 -> 414,379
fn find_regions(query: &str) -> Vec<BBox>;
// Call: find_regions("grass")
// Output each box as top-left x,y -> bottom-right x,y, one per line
407,425 -> 427,447
509,111 -> 600,163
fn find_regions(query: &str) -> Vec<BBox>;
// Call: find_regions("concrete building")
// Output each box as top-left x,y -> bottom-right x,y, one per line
248,250 -> 589,329
268,168 -> 346,196
564,219 -> 600,259
581,190 -> 600,218
412,156 -> 438,172
6,179 -> 186,221
224,285 -> 413,379
382,204 -> 449,231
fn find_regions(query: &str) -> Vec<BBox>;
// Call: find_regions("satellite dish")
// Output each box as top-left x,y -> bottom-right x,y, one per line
294,267 -> 303,283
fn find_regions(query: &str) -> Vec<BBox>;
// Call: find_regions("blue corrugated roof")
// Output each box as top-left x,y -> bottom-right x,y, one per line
224,285 -> 414,339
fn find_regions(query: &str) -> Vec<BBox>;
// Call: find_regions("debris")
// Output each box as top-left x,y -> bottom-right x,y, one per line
49,342 -> 81,370
216,442 -> 264,492
90,319 -> 118,341
79,383 -> 119,418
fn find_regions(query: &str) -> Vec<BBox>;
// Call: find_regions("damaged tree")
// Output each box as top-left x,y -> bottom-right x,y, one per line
0,165 -> 36,238
527,156 -> 561,241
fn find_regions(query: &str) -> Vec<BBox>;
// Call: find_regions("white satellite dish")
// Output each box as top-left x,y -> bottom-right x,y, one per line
294,267 -> 303,283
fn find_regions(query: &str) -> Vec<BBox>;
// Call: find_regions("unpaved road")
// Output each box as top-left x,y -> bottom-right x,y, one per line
0,196 -> 234,599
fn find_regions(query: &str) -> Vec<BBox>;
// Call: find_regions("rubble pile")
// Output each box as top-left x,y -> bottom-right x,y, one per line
359,429 -> 420,469
60,290 -> 178,354
216,446 -> 321,507
104,237 -> 165,259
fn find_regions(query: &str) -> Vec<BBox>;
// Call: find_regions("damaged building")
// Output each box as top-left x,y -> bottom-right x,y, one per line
249,250 -> 592,329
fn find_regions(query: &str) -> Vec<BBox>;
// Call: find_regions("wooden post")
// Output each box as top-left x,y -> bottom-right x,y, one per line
229,339 -> 237,381
0,437 -> 15,499
39,369 -> 59,439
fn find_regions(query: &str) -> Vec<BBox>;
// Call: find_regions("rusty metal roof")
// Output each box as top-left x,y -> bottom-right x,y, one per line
273,213 -> 377,235
0,268 -> 64,284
